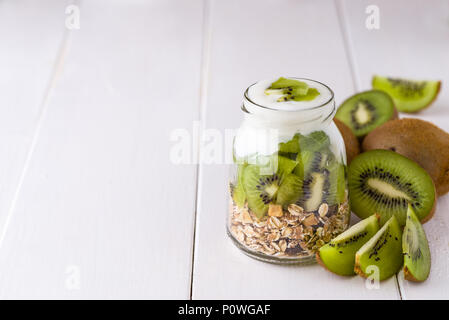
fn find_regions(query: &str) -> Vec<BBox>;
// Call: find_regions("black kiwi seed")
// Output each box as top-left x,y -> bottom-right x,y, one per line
387,78 -> 426,98
254,174 -> 282,205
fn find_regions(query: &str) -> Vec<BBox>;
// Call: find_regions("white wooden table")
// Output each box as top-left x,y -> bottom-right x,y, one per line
0,0 -> 448,299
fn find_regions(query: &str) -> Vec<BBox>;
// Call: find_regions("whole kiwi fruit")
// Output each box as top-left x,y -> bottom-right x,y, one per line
362,118 -> 449,196
334,119 -> 360,164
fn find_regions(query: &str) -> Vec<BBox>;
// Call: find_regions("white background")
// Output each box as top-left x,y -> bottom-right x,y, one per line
0,0 -> 448,299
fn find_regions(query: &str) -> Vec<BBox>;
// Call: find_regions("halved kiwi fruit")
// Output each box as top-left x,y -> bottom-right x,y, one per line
355,215 -> 403,281
372,75 -> 441,113
242,155 -> 302,218
335,90 -> 398,138
317,214 -> 380,276
403,203 -> 431,282
362,118 -> 449,196
348,150 -> 436,226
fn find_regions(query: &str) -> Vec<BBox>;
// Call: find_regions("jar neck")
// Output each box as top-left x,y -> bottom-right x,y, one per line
242,97 -> 336,132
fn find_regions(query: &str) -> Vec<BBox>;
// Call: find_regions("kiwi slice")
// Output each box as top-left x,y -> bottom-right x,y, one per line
372,75 -> 441,113
348,150 -> 436,226
242,155 -> 302,218
292,131 -> 332,176
296,152 -> 332,211
317,214 -> 380,276
232,165 -> 247,208
265,77 -> 320,102
326,162 -> 346,206
403,203 -> 431,282
294,146 -> 344,209
300,131 -> 330,152
278,134 -> 301,159
355,215 -> 403,281
294,150 -> 329,178
300,171 -> 328,211
276,174 -> 303,206
268,77 -> 308,91
277,88 -> 320,102
335,90 -> 397,138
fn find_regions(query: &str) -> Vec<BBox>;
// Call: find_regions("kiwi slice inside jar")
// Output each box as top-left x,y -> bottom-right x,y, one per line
335,90 -> 398,138
234,131 -> 346,218
241,155 -> 302,218
372,75 -> 441,113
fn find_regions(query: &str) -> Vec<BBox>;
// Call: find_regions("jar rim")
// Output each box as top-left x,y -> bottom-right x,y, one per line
243,77 -> 335,112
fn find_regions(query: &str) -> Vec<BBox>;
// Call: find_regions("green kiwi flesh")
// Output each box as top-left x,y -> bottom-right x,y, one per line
265,77 -> 320,102
295,148 -> 345,211
235,131 -> 346,217
242,155 -> 301,218
232,164 -> 247,208
403,204 -> 431,282
372,75 -> 441,113
348,150 -> 435,226
317,214 -> 380,276
335,90 -> 397,138
355,215 -> 403,281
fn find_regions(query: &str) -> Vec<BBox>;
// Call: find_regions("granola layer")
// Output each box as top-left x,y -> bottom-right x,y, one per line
229,196 -> 350,259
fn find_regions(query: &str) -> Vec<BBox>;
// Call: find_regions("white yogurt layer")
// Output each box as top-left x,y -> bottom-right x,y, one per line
246,78 -> 333,111
235,78 -> 341,160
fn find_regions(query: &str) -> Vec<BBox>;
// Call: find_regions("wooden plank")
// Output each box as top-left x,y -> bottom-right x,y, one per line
192,0 -> 400,299
0,0 -> 204,299
340,0 -> 449,299
0,1 -> 69,232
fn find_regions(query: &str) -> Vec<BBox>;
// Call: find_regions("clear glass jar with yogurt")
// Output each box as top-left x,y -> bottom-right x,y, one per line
228,77 -> 350,264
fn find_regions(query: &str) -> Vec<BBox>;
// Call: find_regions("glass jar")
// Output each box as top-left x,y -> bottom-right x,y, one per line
227,78 -> 350,264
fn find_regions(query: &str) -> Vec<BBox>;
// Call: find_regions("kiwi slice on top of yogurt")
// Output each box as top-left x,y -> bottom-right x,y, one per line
265,77 -> 320,102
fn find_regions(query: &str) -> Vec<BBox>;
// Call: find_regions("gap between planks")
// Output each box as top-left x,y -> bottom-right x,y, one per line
0,1 -> 78,255
189,0 -> 212,300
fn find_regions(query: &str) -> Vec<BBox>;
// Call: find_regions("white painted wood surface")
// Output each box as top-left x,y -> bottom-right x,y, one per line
340,0 -> 449,300
0,0 -> 448,299
0,0 -> 70,244
0,0 -> 204,299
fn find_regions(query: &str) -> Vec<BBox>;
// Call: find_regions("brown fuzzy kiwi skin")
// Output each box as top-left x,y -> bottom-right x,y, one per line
403,266 -> 420,282
403,260 -> 432,282
334,119 -> 360,164
391,107 -> 399,121
372,78 -> 442,114
353,255 -> 365,278
362,118 -> 449,196
315,252 -> 330,272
